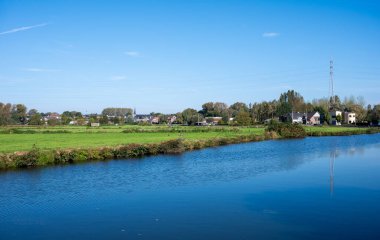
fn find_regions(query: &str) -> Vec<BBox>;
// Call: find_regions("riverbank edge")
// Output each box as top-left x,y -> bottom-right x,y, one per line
1,128 -> 379,170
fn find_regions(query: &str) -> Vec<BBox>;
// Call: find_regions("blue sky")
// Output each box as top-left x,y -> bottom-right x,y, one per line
0,0 -> 379,114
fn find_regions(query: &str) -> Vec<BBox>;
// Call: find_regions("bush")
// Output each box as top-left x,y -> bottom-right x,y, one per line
37,151 -> 55,166
14,145 -> 40,168
0,154 -> 15,169
266,121 -> 306,138
158,139 -> 185,154
54,150 -> 70,164
99,147 -> 114,160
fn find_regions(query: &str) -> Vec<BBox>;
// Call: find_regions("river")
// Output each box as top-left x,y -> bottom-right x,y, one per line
1,134 -> 380,239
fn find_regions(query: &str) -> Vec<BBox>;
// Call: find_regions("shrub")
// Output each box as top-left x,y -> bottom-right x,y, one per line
146,144 -> 159,155
72,149 -> 89,162
158,139 -> 185,154
14,145 -> 40,168
0,154 -> 15,169
86,149 -> 103,161
266,121 -> 306,138
125,144 -> 149,158
54,150 -> 75,164
37,151 -> 55,166
99,147 -> 114,160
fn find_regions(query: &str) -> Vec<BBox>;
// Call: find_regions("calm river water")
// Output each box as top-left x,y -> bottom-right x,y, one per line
1,134 -> 380,239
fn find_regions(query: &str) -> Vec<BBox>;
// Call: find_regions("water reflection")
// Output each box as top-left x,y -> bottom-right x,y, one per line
330,149 -> 336,196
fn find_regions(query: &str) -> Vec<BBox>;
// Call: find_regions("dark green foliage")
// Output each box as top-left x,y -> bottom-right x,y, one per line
14,145 -> 40,168
99,148 -> 114,159
235,111 -> 252,126
127,144 -> 149,158
0,103 -> 12,125
158,139 -> 185,154
266,121 -> 306,138
54,150 -> 75,164
229,102 -> 249,117
29,113 -> 44,125
182,108 -> 200,125
113,144 -> 149,158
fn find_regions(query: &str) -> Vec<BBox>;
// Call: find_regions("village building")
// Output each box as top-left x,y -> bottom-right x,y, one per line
167,116 -> 177,124
343,112 -> 356,124
306,111 -> 320,125
205,117 -> 223,125
151,116 -> 160,124
133,114 -> 151,123
329,110 -> 342,125
280,112 -> 305,123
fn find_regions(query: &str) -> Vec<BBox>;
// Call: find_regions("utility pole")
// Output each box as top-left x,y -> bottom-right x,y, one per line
329,59 -> 334,110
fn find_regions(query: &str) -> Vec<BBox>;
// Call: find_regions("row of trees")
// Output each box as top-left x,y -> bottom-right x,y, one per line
1,90 -> 379,126
176,90 -> 379,125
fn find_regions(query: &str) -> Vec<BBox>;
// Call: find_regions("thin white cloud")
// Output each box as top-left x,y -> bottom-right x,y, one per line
262,32 -> 280,38
23,68 -> 60,72
110,75 -> 127,81
0,23 -> 49,36
124,51 -> 140,57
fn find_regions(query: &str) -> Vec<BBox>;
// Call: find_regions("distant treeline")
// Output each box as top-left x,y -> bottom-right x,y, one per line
1,89 -> 379,126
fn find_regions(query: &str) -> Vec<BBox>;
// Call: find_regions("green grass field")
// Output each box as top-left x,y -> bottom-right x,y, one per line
0,125 -> 264,153
303,126 -> 369,133
0,125 -> 377,153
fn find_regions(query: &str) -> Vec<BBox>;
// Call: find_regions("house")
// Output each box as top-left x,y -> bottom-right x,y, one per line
151,116 -> 160,124
306,111 -> 320,125
290,112 -> 304,124
46,113 -> 61,120
195,121 -> 208,126
344,112 -> 356,124
91,123 -> 100,127
134,114 -> 151,123
205,117 -> 223,125
167,116 -> 177,124
329,110 -> 342,125
280,112 -> 304,123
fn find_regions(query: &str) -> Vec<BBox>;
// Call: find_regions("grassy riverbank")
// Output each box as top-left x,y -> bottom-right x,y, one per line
0,125 -> 379,170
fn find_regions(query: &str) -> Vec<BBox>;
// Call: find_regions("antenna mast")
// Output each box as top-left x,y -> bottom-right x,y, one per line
329,59 -> 334,109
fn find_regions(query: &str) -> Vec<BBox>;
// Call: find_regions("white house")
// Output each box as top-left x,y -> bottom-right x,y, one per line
291,112 -> 304,124
329,110 -> 342,125
344,112 -> 356,124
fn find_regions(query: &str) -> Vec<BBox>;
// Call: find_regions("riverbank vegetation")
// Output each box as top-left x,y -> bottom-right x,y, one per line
0,124 -> 379,170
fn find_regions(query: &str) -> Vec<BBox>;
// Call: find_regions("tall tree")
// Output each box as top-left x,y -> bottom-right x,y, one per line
28,109 -> 39,116
182,108 -> 200,125
279,90 -> 305,112
214,102 -> 228,116
0,103 -> 12,125
29,113 -> 43,125
200,102 -> 214,117
229,102 -> 248,117
329,95 -> 342,110
12,104 -> 27,124
235,111 -> 252,126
